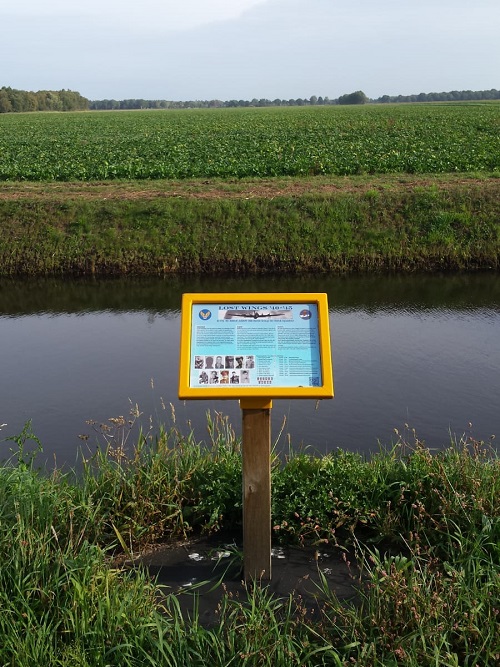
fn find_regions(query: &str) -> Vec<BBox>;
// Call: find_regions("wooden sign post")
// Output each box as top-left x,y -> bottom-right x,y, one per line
178,293 -> 333,582
241,398 -> 272,580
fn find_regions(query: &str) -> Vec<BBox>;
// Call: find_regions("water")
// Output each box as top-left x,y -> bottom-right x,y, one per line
1,273 -> 499,468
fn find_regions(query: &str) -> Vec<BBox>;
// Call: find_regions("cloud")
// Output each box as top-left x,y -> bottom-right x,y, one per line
4,0 -> 269,32
1,0 -> 499,100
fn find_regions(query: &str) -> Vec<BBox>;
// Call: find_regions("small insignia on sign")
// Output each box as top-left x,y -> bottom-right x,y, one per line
199,309 -> 212,320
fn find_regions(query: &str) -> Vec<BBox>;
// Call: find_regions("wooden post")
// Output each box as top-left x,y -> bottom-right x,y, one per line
241,398 -> 272,581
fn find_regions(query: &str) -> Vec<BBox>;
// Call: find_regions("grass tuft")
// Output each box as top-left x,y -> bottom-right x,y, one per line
1,415 -> 499,665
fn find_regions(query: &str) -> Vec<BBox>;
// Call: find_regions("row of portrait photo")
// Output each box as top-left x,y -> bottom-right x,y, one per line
198,369 -> 251,385
194,354 -> 255,370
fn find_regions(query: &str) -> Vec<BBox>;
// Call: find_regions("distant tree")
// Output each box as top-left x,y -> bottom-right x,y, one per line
24,92 -> 37,111
375,89 -> 500,104
0,88 -> 12,113
338,90 -> 368,105
9,89 -> 29,112
0,87 -> 88,112
59,89 -> 88,111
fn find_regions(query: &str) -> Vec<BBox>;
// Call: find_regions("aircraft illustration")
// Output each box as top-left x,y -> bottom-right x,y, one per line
224,309 -> 291,320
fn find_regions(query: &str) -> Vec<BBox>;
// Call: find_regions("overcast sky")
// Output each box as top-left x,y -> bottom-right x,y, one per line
2,0 -> 499,101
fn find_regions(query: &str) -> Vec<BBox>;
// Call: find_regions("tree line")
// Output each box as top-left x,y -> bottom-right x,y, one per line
89,89 -> 500,110
0,87 -> 89,113
376,89 -> 500,104
1,86 -> 499,113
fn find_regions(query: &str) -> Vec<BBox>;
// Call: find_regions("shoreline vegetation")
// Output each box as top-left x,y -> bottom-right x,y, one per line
1,415 -> 499,666
1,174 -> 499,276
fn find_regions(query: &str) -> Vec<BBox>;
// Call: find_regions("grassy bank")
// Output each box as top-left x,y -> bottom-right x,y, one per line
1,415 -> 499,666
0,174 -> 499,276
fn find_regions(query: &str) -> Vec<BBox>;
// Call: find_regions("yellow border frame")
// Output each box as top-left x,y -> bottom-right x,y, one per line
178,293 -> 334,400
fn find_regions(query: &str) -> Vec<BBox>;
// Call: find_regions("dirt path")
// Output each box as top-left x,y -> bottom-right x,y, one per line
0,174 -> 496,202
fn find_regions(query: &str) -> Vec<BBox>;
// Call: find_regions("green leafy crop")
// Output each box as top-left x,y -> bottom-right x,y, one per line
0,103 -> 498,181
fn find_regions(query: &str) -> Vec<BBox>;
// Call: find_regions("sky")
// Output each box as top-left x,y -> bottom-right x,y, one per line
2,0 -> 499,101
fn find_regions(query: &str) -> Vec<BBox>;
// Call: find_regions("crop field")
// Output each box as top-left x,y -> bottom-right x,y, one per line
0,103 -> 499,181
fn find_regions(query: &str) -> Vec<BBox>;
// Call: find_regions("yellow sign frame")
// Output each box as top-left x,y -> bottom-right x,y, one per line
178,292 -> 334,400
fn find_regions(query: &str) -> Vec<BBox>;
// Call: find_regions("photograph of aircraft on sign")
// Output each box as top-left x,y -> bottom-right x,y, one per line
223,309 -> 293,320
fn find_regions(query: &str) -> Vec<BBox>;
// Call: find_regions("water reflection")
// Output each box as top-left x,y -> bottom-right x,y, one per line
2,272 -> 500,315
0,273 -> 499,468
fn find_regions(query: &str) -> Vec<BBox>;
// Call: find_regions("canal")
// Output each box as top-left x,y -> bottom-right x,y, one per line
1,272 -> 499,468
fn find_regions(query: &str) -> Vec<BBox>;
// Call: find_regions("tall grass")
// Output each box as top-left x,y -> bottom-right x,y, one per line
1,415 -> 498,665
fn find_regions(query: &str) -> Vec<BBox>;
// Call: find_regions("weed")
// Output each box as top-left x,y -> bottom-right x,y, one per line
1,417 -> 499,665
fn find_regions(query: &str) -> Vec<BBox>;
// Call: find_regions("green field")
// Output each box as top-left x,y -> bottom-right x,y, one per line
0,103 -> 499,181
1,103 -> 499,276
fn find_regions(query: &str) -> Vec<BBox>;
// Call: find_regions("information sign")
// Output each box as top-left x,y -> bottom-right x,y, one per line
178,293 -> 333,400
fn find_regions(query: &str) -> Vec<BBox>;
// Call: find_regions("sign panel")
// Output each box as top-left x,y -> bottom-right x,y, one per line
178,293 -> 333,400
